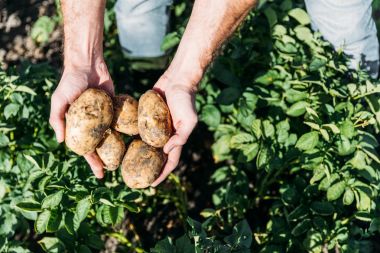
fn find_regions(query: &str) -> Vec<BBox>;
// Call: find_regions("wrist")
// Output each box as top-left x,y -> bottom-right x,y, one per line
64,54 -> 105,73
164,57 -> 205,92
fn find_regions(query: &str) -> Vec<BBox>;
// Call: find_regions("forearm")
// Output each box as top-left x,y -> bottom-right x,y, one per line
61,0 -> 106,69
166,0 -> 257,89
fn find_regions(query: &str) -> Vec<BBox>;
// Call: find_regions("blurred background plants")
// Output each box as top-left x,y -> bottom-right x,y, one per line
2,0 -> 380,252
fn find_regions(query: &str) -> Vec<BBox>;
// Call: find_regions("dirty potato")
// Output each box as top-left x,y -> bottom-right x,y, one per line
96,130 -> 126,170
121,139 -> 166,189
112,94 -> 138,135
65,88 -> 113,155
138,90 -> 173,148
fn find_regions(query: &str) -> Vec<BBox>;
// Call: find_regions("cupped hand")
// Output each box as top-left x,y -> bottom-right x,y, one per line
151,74 -> 198,187
49,59 -> 114,179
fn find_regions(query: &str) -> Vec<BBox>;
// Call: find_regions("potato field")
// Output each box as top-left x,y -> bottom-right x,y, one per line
2,0 -> 380,252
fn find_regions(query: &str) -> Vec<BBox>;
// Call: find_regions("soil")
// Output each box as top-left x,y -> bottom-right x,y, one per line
0,0 -> 62,69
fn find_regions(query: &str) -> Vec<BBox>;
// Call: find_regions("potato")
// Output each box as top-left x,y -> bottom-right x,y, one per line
138,90 -> 173,148
121,139 -> 166,189
65,88 -> 113,155
96,130 -> 126,170
111,94 -> 138,135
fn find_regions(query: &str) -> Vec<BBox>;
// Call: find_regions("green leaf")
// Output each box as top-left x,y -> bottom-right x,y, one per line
286,101 -> 309,117
212,61 -> 241,86
288,8 -> 310,25
350,150 -> 367,169
201,105 -> 221,128
318,173 -> 339,191
103,206 -> 124,226
369,218 -> 380,233
175,235 -> 194,253
0,133 -> 10,148
161,32 -> 180,51
77,245 -> 92,253
224,220 -> 252,249
310,167 -> 325,184
230,133 -> 254,148
15,85 -> 37,96
327,181 -> 346,201
42,190 -> 63,209
285,89 -> 308,103
64,212 -> 75,235
336,136 -> 355,156
31,16 -> 56,43
16,201 -> 41,211
73,197 -> 91,231
340,120 -> 355,138
362,148 -> 380,164
343,188 -> 355,206
217,87 -> 241,105
0,213 -> 17,236
310,201 -> 334,216
99,198 -> 115,207
212,135 -> 231,162
4,103 -> 20,119
35,210 -> 51,234
320,128 -> 329,142
251,119 -> 262,139
309,57 -> 327,72
291,219 -> 311,237
151,237 -> 176,253
256,146 -> 270,170
296,132 -> 319,150
38,237 -> 65,253
357,189 -> 371,211
322,124 -> 340,134
46,209 -> 61,233
242,143 -> 259,162
288,205 -> 308,221
263,7 -> 278,28
294,26 -> 313,43
263,120 -> 275,138
255,70 -> 279,85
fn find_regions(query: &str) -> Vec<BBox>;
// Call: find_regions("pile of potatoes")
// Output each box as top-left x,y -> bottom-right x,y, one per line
65,88 -> 172,189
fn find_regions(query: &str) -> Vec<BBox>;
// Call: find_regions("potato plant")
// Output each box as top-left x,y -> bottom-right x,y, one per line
193,1 -> 380,252
0,65 -> 142,252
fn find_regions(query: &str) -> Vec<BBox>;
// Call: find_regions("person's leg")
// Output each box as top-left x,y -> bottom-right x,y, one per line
305,0 -> 379,78
115,0 -> 173,58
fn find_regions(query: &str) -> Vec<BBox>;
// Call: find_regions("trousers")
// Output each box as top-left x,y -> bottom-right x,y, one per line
115,0 -> 379,77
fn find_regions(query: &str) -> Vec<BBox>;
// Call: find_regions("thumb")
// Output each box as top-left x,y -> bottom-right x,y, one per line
49,92 -> 68,143
163,86 -> 198,153
164,115 -> 197,154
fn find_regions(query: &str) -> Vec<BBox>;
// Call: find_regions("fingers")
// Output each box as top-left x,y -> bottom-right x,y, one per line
164,89 -> 198,154
49,92 -> 68,143
84,152 -> 104,179
164,112 -> 197,153
151,146 -> 182,187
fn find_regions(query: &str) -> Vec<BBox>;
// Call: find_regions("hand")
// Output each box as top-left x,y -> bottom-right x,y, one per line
49,59 -> 114,179
151,74 -> 198,187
